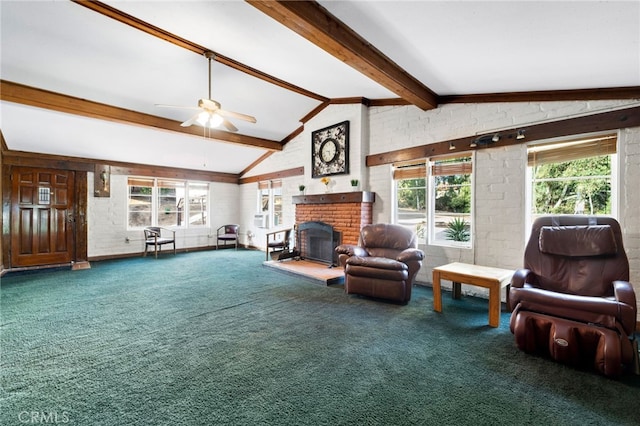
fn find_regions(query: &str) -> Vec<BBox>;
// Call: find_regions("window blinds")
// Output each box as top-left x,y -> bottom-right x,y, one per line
527,134 -> 617,166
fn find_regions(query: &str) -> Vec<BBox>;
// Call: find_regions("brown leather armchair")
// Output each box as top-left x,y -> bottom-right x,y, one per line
335,223 -> 424,304
509,215 -> 638,376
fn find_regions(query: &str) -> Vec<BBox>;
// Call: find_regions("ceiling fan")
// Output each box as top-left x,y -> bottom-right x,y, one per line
157,51 -> 256,132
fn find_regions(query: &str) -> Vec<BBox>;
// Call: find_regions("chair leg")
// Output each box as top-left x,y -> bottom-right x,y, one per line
173,242 -> 176,255
155,243 -> 158,259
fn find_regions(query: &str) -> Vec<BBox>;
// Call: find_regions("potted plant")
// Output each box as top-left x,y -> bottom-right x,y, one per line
350,179 -> 359,191
298,184 -> 306,194
445,217 -> 470,242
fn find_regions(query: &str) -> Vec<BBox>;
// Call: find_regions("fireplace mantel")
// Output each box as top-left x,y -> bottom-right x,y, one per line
292,191 -> 375,205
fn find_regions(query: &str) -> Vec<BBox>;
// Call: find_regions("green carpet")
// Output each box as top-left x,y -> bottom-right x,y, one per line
1,249 -> 639,425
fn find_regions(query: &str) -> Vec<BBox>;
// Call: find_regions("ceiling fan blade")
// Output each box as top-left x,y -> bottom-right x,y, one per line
180,112 -> 201,127
155,103 -> 200,111
216,108 -> 257,123
221,118 -> 238,132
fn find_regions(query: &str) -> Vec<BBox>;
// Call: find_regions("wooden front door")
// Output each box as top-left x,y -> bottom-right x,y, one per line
11,167 -> 76,267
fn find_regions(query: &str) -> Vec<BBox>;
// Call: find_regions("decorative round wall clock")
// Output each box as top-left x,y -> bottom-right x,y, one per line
311,120 -> 349,178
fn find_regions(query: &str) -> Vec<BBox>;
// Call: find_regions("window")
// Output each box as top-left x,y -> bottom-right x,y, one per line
527,133 -> 617,224
187,182 -> 208,226
128,178 -> 153,228
127,178 -> 209,229
257,180 -> 282,228
157,179 -> 185,227
393,161 -> 427,239
429,154 -> 473,247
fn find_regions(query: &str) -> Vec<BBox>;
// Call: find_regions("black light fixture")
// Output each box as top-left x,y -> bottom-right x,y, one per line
516,129 -> 526,140
472,134 -> 496,147
449,142 -> 456,150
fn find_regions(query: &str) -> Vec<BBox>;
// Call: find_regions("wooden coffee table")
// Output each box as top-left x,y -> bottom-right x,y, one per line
432,262 -> 514,327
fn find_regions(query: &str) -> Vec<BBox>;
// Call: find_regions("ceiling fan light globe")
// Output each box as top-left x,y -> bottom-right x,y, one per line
196,111 -> 210,126
208,113 -> 224,128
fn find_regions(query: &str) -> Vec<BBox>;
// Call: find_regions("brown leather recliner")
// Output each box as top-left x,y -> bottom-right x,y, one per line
335,224 -> 424,304
509,215 -> 638,376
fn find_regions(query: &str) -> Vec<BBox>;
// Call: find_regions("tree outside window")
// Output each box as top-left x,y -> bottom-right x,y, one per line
531,156 -> 611,216
528,134 -> 616,223
396,178 -> 427,239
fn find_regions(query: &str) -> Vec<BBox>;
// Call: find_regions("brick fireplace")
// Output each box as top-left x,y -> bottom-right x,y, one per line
292,191 -> 375,248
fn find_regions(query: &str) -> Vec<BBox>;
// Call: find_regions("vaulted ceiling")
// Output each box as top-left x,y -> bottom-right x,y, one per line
1,1 -> 639,175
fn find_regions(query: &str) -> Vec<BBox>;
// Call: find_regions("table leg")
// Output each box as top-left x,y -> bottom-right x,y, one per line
488,282 -> 500,327
432,270 -> 442,312
452,281 -> 462,299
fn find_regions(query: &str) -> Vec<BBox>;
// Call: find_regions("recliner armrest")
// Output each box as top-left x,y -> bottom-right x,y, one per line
396,248 -> 424,263
346,256 -> 407,271
511,268 -> 536,288
335,244 -> 368,257
614,280 -> 636,307
614,280 -> 637,335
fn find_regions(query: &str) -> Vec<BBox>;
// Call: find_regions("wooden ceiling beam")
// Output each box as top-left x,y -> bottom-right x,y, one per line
247,0 -> 438,111
0,80 -> 283,151
440,86 -> 640,104
3,149 -> 239,183
71,0 -> 328,103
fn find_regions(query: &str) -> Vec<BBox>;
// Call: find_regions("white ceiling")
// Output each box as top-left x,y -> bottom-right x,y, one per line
1,1 -> 638,175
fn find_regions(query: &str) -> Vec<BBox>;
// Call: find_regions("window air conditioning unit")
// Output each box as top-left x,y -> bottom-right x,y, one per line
254,214 -> 268,228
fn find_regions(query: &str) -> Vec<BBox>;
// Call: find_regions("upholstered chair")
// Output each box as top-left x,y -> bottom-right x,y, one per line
509,215 -> 638,377
143,227 -> 176,258
335,223 -> 424,304
216,224 -> 239,250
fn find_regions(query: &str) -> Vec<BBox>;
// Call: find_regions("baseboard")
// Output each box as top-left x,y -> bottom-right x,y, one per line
87,244 -> 251,262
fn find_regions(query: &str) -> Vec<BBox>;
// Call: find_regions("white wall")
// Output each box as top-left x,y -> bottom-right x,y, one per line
87,174 -> 240,257
240,103 -> 368,250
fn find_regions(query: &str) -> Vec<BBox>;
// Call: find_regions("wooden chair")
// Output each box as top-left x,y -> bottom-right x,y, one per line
216,224 -> 239,250
265,228 -> 292,261
143,227 -> 176,258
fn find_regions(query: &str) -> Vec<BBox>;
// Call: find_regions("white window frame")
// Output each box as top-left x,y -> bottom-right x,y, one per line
427,153 -> 474,249
525,132 -> 618,235
257,180 -> 282,229
127,177 -> 209,230
392,161 -> 428,242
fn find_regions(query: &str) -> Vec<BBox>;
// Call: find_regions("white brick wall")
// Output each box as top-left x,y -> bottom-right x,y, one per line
87,175 -> 239,257
365,100 -> 640,311
620,128 -> 640,305
240,103 -> 368,249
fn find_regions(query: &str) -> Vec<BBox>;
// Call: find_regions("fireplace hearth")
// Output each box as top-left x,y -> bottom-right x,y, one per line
297,221 -> 341,266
